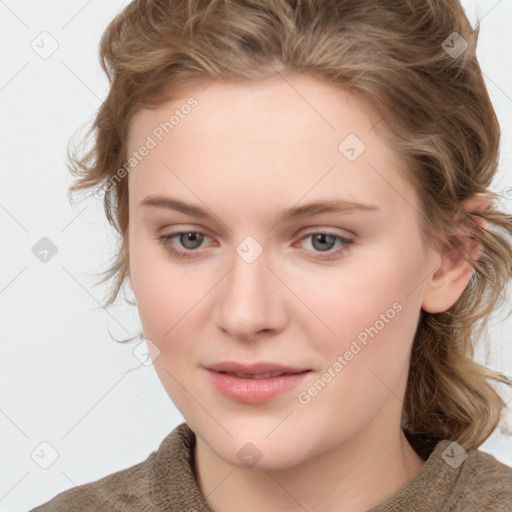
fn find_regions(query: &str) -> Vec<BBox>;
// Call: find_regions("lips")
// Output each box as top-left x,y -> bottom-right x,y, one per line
206,361 -> 309,377
205,361 -> 311,404
222,371 -> 288,379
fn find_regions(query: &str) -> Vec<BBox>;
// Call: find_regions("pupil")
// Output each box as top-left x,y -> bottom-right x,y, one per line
181,232 -> 202,249
313,234 -> 335,252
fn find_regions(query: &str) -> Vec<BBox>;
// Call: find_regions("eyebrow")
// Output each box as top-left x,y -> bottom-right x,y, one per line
139,195 -> 380,221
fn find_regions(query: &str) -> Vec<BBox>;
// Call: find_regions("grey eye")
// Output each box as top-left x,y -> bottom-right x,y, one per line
179,232 -> 205,249
310,234 -> 338,252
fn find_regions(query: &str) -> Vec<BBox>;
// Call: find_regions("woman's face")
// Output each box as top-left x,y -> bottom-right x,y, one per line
127,75 -> 437,469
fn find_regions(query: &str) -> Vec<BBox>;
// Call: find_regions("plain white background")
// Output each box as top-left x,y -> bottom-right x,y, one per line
1,1 -> 511,510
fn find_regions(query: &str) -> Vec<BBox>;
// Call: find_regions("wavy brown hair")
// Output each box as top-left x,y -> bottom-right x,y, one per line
67,0 -> 512,452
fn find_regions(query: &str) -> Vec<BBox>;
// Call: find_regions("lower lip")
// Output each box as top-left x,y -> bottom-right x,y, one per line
206,369 -> 311,405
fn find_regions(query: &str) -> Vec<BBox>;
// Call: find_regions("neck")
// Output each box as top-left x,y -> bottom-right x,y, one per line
194,416 -> 425,512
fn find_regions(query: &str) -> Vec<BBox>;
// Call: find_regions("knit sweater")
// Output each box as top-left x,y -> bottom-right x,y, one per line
30,422 -> 512,511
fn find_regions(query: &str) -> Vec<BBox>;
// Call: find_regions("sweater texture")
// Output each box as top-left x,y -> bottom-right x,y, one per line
30,422 -> 512,511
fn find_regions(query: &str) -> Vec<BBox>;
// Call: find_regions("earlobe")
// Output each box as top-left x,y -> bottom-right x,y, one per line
421,193 -> 488,314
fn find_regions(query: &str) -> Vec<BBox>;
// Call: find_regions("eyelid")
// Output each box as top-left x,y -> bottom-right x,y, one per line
294,225 -> 355,239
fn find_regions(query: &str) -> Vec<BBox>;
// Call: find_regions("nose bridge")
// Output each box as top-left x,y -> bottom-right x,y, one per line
214,235 -> 284,337
226,237 -> 271,307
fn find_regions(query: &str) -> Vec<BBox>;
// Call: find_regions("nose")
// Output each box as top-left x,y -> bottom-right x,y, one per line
213,243 -> 287,341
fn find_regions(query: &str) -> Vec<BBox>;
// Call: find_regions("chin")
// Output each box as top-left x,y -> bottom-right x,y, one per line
194,417 -> 316,471
220,437 -> 310,471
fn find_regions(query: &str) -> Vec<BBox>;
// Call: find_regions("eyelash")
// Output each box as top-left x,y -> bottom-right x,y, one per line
158,230 -> 354,261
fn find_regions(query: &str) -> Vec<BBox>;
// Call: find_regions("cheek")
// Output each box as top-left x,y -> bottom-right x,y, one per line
291,265 -> 422,430
130,247 -> 205,407
129,239 -> 196,340
303,253 -> 417,321
292,244 -> 424,370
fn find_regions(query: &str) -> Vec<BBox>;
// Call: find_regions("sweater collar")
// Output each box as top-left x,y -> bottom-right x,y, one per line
150,422 -> 466,511
150,422 -> 214,511
370,439 -> 467,511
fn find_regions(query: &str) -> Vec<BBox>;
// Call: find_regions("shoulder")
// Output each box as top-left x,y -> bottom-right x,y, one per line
29,423 -> 197,511
27,423 -> 200,512
448,445 -> 512,511
29,450 -> 157,512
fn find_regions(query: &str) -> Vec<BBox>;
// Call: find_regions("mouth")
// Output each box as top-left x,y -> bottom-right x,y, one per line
218,370 -> 297,379
206,361 -> 310,375
205,362 -> 312,404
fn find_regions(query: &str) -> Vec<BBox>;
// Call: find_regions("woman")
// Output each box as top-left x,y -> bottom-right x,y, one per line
32,0 -> 512,510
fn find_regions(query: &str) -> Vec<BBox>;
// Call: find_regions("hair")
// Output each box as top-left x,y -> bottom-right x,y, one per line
67,0 -> 512,453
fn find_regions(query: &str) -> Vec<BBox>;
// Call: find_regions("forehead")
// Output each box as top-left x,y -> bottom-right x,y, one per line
128,74 -> 386,151
126,75 -> 419,219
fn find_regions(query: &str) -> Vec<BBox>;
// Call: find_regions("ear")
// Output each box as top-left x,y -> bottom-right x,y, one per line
421,193 -> 488,314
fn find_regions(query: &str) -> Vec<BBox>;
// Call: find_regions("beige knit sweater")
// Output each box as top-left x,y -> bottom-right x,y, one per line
30,422 -> 512,511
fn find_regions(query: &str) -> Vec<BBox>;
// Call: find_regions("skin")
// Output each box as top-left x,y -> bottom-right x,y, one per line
127,74 -> 481,512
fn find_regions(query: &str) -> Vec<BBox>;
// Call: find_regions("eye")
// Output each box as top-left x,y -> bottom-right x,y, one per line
158,231 -> 210,259
158,230 -> 354,261
297,232 -> 354,259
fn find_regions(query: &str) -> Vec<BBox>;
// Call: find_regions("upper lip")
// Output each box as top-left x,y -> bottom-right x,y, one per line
206,361 -> 310,375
